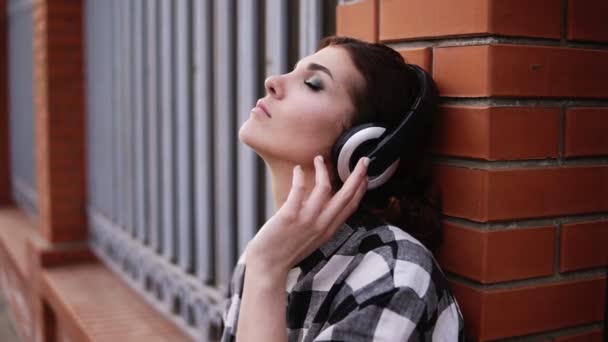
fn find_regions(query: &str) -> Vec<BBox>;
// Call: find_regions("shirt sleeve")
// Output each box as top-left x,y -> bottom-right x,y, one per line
312,287 -> 427,342
220,259 -> 247,342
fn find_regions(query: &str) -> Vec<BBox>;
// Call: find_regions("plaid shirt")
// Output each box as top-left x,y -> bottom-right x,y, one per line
221,209 -> 465,341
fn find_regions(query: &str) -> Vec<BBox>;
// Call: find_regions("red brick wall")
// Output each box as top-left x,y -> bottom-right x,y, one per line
338,0 -> 607,340
33,0 -> 87,243
0,0 -> 10,206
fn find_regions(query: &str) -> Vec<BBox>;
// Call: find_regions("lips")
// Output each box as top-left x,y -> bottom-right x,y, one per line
255,100 -> 272,118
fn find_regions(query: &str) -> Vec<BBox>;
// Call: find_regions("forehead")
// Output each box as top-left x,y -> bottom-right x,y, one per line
299,46 -> 365,96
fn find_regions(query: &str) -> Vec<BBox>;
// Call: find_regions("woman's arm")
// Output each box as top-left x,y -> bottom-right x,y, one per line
236,156 -> 369,342
236,262 -> 289,341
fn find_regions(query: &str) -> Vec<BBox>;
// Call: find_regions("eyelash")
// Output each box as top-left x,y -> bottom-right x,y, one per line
304,77 -> 323,92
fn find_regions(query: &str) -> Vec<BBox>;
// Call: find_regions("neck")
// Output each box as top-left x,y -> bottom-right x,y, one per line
267,160 -> 314,211
264,156 -> 335,211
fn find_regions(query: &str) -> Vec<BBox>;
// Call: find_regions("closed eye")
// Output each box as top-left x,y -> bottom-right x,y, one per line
304,77 -> 323,91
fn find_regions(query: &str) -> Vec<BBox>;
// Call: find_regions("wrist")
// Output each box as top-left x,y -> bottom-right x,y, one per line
245,257 -> 289,289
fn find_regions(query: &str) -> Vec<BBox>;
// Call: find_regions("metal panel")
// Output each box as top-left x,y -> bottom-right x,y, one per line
236,0 -> 261,255
159,0 -> 176,261
192,0 -> 214,282
146,0 -> 161,251
213,0 -> 237,290
175,0 -> 194,271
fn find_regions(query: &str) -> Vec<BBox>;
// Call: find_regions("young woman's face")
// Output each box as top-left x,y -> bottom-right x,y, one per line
239,46 -> 365,166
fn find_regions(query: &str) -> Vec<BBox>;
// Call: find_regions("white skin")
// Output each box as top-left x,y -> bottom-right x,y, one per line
236,46 -> 369,341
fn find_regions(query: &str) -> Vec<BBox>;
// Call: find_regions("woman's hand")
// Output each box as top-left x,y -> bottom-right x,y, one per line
247,155 -> 370,279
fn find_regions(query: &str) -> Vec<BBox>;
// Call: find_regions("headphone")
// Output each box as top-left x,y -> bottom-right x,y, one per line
331,64 -> 438,190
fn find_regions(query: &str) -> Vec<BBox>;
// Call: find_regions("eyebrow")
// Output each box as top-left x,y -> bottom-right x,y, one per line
306,62 -> 334,80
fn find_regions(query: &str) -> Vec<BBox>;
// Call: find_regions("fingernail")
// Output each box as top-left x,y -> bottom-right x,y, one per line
317,155 -> 323,163
363,157 -> 370,167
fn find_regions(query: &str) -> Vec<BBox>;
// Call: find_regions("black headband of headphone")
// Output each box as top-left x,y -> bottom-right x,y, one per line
364,64 -> 438,176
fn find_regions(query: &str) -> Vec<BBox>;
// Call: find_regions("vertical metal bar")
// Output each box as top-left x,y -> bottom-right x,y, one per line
121,0 -> 133,232
25,2 -> 35,209
100,0 -> 114,218
175,0 -> 194,271
85,1 -> 106,215
146,0 -> 160,251
133,0 -> 147,243
84,0 -> 97,211
214,0 -> 237,290
8,1 -> 36,215
299,0 -> 322,59
192,0 -> 213,282
160,0 -> 176,261
236,0 -> 260,255
299,0 -> 307,59
264,0 -> 289,219
112,0 -> 123,225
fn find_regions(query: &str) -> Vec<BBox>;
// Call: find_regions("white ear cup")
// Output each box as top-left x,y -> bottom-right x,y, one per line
336,126 -> 400,190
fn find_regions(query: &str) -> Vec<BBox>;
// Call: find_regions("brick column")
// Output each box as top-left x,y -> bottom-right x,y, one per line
33,0 -> 87,243
338,0 -> 607,340
0,0 -> 10,206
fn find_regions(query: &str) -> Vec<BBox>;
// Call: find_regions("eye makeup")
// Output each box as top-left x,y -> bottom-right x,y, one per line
304,76 -> 323,91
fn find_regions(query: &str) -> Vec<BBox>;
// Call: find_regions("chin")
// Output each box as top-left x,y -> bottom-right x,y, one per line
238,120 -> 256,146
238,120 -> 268,156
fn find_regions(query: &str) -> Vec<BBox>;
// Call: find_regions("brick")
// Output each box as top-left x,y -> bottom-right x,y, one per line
450,276 -> 606,340
434,106 -> 560,160
567,0 -> 608,43
336,0 -> 378,43
33,0 -> 87,244
554,329 -> 605,342
437,222 -> 555,283
398,47 -> 432,73
435,165 -> 608,222
565,107 -> 608,157
433,44 -> 608,98
560,220 -> 608,272
380,0 -> 561,41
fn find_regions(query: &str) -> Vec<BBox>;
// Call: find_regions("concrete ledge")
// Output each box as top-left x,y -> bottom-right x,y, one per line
41,263 -> 191,342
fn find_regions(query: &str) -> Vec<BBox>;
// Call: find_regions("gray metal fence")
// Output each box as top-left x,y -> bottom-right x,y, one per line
85,0 -> 335,340
7,0 -> 37,217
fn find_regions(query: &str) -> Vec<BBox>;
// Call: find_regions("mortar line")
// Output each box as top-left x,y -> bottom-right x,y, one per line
387,35 -> 608,51
442,212 -> 608,231
445,267 -> 606,291
439,98 -> 608,107
433,156 -> 608,169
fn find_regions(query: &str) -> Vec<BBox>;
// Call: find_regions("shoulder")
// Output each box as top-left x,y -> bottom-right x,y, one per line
341,224 -> 436,299
339,223 -> 464,334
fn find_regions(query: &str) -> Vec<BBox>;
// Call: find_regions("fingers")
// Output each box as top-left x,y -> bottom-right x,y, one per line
301,155 -> 332,218
318,157 -> 369,228
282,165 -> 306,219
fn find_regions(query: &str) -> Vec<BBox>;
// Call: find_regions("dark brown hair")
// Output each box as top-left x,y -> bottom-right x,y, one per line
319,36 -> 442,251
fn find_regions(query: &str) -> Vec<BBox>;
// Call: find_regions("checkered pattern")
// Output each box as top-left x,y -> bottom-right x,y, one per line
221,209 -> 465,341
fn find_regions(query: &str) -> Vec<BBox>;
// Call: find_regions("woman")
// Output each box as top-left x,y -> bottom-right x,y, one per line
221,36 -> 464,341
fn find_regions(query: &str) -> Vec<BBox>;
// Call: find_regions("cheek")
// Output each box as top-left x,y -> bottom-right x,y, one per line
291,108 -> 343,145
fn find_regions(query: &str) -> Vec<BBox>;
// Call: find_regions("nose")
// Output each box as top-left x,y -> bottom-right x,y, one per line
264,74 -> 284,99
